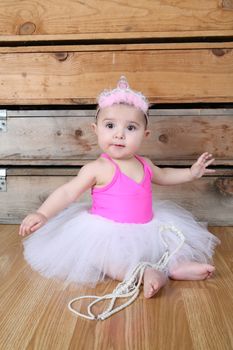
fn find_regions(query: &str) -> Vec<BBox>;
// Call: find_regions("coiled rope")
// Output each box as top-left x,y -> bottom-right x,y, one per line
68,224 -> 185,320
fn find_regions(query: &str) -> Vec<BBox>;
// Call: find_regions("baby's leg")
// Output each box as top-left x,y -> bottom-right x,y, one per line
143,268 -> 167,299
106,264 -> 167,299
169,261 -> 215,281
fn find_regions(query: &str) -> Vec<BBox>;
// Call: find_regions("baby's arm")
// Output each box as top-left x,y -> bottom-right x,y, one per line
19,162 -> 97,236
146,152 -> 215,186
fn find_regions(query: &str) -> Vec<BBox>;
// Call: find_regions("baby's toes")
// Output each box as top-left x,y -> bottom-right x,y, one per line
203,264 -> 215,279
206,270 -> 215,279
144,284 -> 155,299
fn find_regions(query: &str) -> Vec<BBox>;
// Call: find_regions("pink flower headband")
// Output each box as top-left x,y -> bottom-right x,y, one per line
96,76 -> 149,123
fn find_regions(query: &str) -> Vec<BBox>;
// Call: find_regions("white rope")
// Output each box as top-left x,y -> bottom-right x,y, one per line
68,224 -> 185,321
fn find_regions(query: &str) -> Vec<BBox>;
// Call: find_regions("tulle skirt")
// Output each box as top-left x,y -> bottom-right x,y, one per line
22,200 -> 220,287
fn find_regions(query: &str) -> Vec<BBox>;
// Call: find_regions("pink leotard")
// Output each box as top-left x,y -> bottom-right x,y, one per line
90,153 -> 153,223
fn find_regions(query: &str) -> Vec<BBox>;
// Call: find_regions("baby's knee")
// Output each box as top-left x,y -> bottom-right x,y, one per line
168,265 -> 178,279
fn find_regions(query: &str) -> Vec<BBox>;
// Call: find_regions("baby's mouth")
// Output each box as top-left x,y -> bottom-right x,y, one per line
113,144 -> 125,147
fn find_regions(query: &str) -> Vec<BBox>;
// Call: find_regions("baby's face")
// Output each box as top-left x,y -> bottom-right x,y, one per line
92,104 -> 150,159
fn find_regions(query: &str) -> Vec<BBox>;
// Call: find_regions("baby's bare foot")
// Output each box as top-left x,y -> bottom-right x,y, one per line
169,262 -> 215,281
143,268 -> 167,299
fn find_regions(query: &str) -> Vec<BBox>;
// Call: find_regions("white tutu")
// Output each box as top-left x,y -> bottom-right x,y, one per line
23,200 -> 220,287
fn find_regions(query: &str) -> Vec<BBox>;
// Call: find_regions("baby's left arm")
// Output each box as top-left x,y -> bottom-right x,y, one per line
147,152 -> 215,186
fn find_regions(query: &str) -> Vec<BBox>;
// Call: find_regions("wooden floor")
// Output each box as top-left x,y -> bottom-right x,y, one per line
0,225 -> 232,350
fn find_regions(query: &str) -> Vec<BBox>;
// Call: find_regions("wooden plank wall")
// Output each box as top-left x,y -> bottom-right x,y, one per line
0,0 -> 232,40
0,43 -> 233,104
0,109 -> 233,166
0,0 -> 233,224
1,168 -> 232,225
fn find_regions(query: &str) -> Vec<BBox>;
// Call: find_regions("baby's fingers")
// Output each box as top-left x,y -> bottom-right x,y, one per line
19,222 -> 31,236
30,221 -> 43,232
197,152 -> 212,163
19,220 -> 29,236
204,157 -> 215,168
19,224 -> 23,236
197,153 -> 214,168
204,168 -> 216,174
19,218 -> 38,236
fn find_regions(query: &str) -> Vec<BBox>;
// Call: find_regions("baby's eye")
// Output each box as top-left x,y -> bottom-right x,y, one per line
127,125 -> 136,131
105,122 -> 114,129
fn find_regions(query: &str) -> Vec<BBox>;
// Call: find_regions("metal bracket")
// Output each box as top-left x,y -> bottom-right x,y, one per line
0,169 -> 7,192
0,110 -> 7,132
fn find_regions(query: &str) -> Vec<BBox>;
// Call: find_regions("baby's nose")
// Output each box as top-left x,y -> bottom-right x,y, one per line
114,128 -> 125,139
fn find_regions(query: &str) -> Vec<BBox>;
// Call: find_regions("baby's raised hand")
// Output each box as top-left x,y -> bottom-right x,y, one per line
19,212 -> 48,237
190,152 -> 215,179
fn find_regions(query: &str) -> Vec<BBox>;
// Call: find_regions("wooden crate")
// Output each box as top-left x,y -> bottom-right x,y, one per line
0,43 -> 233,105
1,167 -> 232,225
0,108 -> 233,166
0,0 -> 232,41
0,1 -> 232,225
0,108 -> 232,225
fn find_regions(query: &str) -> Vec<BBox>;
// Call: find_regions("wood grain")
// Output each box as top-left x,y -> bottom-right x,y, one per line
0,0 -> 232,40
0,171 -> 232,225
0,46 -> 233,104
182,288 -> 233,350
0,225 -> 232,350
1,109 -> 232,165
0,42 -> 232,54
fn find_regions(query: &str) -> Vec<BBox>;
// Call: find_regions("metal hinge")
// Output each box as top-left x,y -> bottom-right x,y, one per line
0,110 -> 7,132
0,169 -> 7,192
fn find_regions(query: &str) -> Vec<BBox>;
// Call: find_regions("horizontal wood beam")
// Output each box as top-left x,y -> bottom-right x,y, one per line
1,170 -> 232,225
1,109 -> 232,165
0,45 -> 233,105
0,0 -> 233,40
